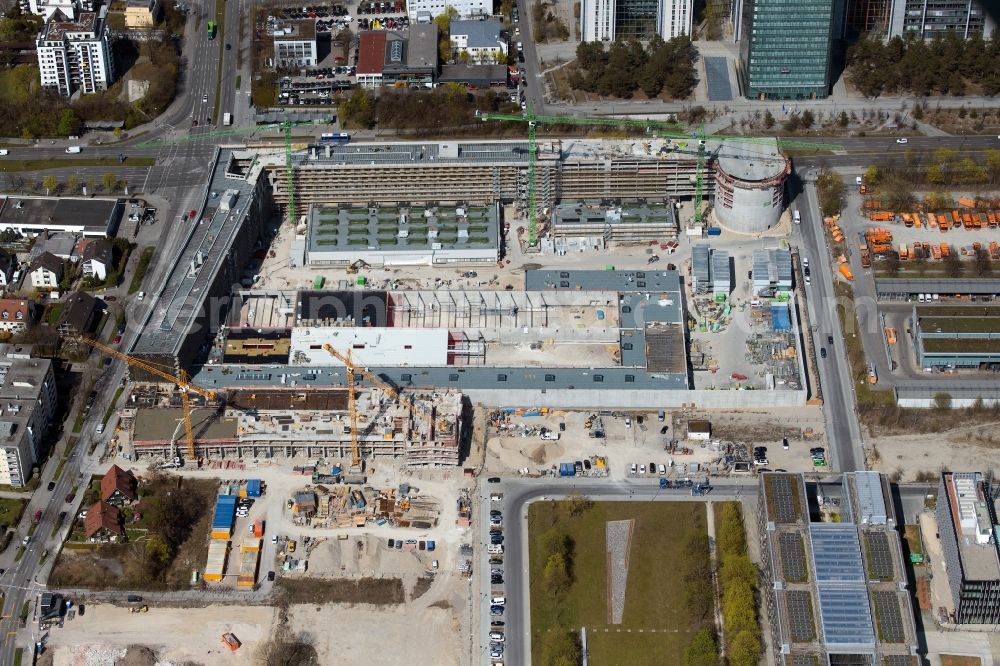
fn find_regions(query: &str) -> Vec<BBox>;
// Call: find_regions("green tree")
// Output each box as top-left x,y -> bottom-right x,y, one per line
564,491 -> 592,517
66,175 -> 79,193
722,580 -> 757,634
540,528 -> 571,561
816,168 -> 844,216
543,552 -> 571,594
41,175 -> 57,195
726,630 -> 761,666
56,108 -> 80,137
800,110 -> 815,128
433,5 -> 459,34
338,89 -> 375,129
763,110 -> 775,129
838,110 -> 849,127
942,251 -> 963,278
683,628 -> 720,666
102,172 -> 117,192
974,247 -> 993,276
934,392 -> 953,410
537,626 -> 580,666
720,553 -> 757,589
863,165 -> 881,187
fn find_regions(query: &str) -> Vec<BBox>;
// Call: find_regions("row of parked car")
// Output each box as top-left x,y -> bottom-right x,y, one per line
359,1 -> 405,13
629,462 -> 669,476
488,495 -> 506,663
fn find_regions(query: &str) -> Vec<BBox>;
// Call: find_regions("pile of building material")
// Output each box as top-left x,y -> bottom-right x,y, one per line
237,539 -> 261,588
292,484 -> 440,530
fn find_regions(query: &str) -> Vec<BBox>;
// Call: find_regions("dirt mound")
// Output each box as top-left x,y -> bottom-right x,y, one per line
118,646 -> 158,666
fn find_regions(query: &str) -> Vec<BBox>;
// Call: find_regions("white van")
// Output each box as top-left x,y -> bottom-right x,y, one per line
488,544 -> 504,554
491,597 -> 506,605
0,150 -> 8,156
540,431 -> 559,441
490,493 -> 503,502
793,210 -> 801,225
65,146 -> 81,154
918,293 -> 925,302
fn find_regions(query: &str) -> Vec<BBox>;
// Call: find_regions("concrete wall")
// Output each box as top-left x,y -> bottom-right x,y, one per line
715,179 -> 784,233
307,247 -> 498,267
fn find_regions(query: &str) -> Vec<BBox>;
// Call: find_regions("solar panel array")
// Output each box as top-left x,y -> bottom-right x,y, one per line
789,656 -> 820,666
811,524 -> 865,582
785,590 -> 816,642
767,474 -> 801,523
816,585 -> 876,646
864,531 -> 895,580
883,656 -> 916,666
872,591 -> 906,643
780,532 -> 809,582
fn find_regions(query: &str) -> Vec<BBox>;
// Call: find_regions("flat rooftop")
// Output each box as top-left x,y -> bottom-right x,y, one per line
273,19 -> 316,40
552,202 -> 679,230
132,408 -> 238,442
714,139 -> 788,183
307,204 -> 499,254
0,196 -> 120,235
298,141 -> 533,166
526,269 -> 683,295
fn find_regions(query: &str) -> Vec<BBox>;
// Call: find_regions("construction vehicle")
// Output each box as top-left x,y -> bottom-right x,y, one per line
691,483 -> 709,496
474,109 -> 840,241
76,337 -> 216,459
129,605 -> 148,613
322,343 -> 436,472
867,363 -> 878,385
860,250 -> 871,268
221,633 -> 242,652
838,265 -> 853,281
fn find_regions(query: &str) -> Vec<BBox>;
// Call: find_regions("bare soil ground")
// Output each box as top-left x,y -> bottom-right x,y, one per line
43,604 -> 277,665
869,427 -> 1000,481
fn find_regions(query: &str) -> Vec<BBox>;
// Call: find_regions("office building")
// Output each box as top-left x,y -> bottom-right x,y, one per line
740,0 -> 835,99
758,471 -> 918,662
0,356 -> 57,487
889,0 -> 996,39
936,472 -> 1000,625
407,0 -> 489,22
273,21 -> 318,68
36,7 -> 115,97
449,20 -> 507,64
581,0 -> 688,41
355,25 -> 438,89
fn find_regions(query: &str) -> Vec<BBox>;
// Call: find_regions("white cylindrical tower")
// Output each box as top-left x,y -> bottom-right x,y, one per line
713,140 -> 791,234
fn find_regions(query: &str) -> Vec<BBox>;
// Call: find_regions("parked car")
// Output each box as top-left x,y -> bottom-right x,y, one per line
820,347 -> 827,359
47,481 -> 55,491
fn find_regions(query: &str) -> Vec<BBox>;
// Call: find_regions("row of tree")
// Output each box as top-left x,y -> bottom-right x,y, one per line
339,86 -> 517,131
847,31 -> 1000,97
716,503 -> 761,666
569,36 -> 699,100
816,168 -> 845,217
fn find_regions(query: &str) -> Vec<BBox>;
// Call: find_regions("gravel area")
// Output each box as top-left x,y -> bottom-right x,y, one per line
606,519 -> 634,625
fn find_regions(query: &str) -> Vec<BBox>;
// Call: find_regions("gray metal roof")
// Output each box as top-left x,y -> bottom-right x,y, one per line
449,19 -> 502,48
192,363 -> 689,391
618,292 -> 683,328
0,196 -> 120,234
526,269 -> 682,294
692,245 -> 710,285
876,277 -> 1000,295
302,141 -> 530,166
895,380 -> 1000,399
711,249 -> 730,288
852,471 -> 888,526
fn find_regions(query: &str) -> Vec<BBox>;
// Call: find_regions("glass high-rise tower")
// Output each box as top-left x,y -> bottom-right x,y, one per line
740,0 -> 835,100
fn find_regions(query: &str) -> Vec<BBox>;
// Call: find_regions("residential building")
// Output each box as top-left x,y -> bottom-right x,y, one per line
0,300 -> 33,335
84,500 -> 124,540
273,20 -> 318,67
0,250 -> 16,287
33,232 -> 79,260
758,472 -> 918,661
740,0 -> 835,99
79,237 -> 113,282
101,464 -> 137,505
449,20 -> 506,63
124,0 -> 161,29
0,356 -> 57,487
888,0 -> 996,39
406,0 -> 489,22
356,25 -> 438,89
580,0 -> 686,42
28,252 -> 63,289
20,0 -> 92,21
936,471 -> 1000,624
56,291 -> 98,338
658,0 -> 692,39
36,7 -> 115,97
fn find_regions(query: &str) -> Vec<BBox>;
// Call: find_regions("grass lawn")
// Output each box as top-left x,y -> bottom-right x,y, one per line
0,498 -> 26,528
0,157 -> 154,171
46,303 -> 63,325
833,282 -> 895,408
528,501 -> 709,664
904,525 -> 922,556
941,657 -> 982,666
128,246 -> 154,294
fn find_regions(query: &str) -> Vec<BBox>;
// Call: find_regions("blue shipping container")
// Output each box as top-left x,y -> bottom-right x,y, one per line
559,463 -> 576,477
427,540 -> 435,551
246,479 -> 263,497
707,227 -> 722,236
212,495 -> 238,531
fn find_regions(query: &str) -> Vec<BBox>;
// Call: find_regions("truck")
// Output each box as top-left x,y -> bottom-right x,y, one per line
223,113 -> 232,126
838,265 -> 853,281
252,519 -> 264,538
65,146 -> 81,154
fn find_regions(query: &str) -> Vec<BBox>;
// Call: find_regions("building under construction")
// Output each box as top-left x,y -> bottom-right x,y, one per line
125,388 -> 464,467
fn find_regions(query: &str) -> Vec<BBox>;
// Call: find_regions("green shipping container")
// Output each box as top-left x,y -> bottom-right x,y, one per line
313,276 -> 325,289
356,277 -> 366,285
909,553 -> 924,564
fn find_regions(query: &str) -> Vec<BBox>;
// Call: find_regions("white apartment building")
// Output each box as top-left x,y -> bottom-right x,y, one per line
408,0 -> 489,23
0,356 -> 56,487
659,0 -> 692,39
449,19 -> 506,64
20,0 -> 92,21
580,0 -> 691,42
273,20 -> 318,67
37,7 -> 115,97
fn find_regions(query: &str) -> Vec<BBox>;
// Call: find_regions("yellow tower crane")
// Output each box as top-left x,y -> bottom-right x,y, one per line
76,337 -> 217,460
322,343 -> 435,470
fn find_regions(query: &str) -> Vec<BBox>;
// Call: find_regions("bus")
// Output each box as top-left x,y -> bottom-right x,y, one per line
207,20 -> 216,39
319,132 -> 350,145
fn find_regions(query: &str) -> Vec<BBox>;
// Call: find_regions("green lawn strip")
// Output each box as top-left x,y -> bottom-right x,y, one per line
236,75 -> 242,90
528,501 -> 705,664
833,282 -> 894,408
53,458 -> 66,482
13,647 -> 21,666
0,158 -> 154,171
128,246 -> 154,294
0,498 -> 26,528
102,386 -> 125,425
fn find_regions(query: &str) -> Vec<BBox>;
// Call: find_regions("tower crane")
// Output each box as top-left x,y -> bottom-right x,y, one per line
322,344 -> 436,470
475,109 -> 841,234
75,337 -> 216,460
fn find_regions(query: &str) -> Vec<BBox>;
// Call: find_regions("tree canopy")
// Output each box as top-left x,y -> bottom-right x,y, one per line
569,36 -> 698,100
